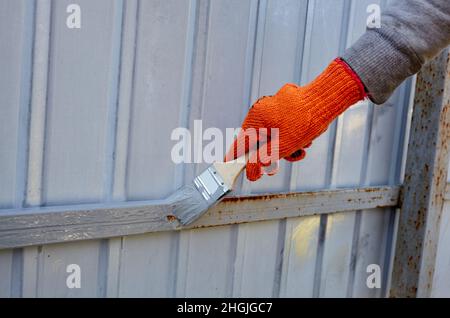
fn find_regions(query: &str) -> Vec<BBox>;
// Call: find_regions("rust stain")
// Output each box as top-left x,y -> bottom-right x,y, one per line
362,187 -> 380,193
221,187 -> 390,204
194,220 -> 251,229
166,215 -> 177,222
222,192 -> 292,203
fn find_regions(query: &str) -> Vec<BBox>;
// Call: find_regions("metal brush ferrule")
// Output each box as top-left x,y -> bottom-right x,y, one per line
193,166 -> 230,203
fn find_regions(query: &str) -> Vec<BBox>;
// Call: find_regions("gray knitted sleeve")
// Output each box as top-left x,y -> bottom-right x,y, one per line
341,0 -> 450,104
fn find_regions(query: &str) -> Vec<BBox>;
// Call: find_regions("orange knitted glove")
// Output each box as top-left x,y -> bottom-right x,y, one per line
225,58 -> 366,181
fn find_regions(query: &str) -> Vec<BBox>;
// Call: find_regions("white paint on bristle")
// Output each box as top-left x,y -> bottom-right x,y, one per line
166,184 -> 210,225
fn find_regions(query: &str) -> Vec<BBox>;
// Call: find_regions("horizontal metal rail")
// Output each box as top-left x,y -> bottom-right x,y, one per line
0,185 -> 400,249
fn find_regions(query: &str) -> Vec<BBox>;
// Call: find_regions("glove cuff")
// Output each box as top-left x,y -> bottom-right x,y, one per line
334,57 -> 367,100
299,58 -> 368,142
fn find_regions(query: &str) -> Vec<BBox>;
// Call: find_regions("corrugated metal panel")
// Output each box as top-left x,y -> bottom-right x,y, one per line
0,0 -> 414,297
0,0 -> 35,298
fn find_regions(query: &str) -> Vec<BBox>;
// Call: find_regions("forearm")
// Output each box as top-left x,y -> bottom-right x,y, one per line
341,0 -> 450,104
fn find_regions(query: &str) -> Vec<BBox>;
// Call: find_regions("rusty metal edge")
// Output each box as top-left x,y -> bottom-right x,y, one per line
444,183 -> 450,201
0,185 -> 400,249
390,48 -> 450,298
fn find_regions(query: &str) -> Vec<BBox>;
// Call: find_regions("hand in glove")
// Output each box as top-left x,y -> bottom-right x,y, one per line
225,58 -> 366,181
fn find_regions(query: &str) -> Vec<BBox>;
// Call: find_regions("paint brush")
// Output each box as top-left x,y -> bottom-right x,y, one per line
166,155 -> 248,226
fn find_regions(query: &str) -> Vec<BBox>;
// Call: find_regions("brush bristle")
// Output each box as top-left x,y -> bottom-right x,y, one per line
166,184 -> 211,225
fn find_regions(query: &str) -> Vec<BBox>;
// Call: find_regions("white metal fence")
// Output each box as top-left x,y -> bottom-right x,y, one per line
1,0 -> 447,298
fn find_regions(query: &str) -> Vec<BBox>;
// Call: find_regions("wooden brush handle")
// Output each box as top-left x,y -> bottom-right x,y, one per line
212,153 -> 248,189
